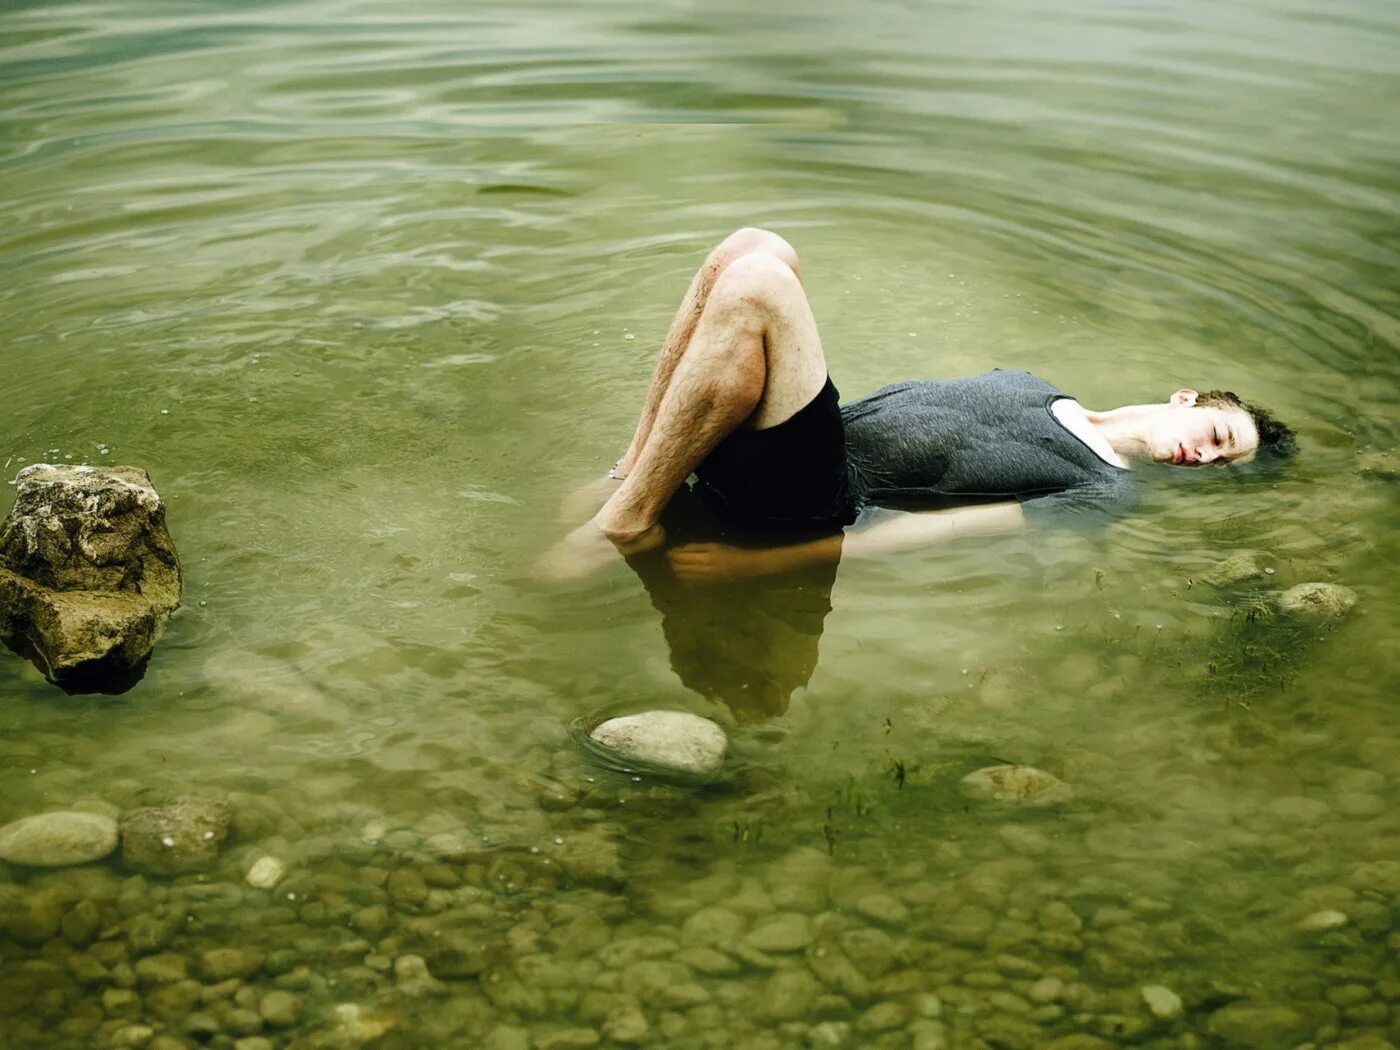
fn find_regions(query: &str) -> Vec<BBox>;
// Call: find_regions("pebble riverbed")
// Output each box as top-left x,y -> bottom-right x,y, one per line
2,689 -> 1398,1050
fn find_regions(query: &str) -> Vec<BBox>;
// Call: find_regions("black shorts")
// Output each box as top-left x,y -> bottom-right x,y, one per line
690,377 -> 856,534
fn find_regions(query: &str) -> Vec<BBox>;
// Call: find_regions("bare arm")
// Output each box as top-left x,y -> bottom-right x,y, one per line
842,500 -> 1025,558
666,501 -> 1026,584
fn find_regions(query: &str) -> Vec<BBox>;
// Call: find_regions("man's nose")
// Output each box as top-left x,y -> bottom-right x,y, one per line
1197,446 -> 1218,464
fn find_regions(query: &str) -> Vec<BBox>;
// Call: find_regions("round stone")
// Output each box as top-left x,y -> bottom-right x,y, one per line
589,711 -> 727,776
1298,910 -> 1349,933
681,906 -> 745,947
259,990 -> 302,1027
760,969 -> 820,1021
1335,792 -> 1385,817
1205,1003 -> 1309,1048
120,797 -> 231,876
603,1004 -> 649,1044
244,856 -> 286,890
959,765 -> 1073,807
0,811 -> 118,867
855,894 -> 910,927
198,948 -> 264,982
1261,796 -> 1331,825
743,912 -> 813,953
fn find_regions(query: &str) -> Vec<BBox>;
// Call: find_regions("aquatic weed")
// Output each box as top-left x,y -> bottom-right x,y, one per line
1195,591 -> 1314,701
888,757 -> 907,789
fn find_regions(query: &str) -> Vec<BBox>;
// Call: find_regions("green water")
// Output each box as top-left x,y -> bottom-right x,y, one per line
1,0 -> 1398,1046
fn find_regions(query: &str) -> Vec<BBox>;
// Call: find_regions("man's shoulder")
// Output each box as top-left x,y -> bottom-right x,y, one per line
872,369 -> 1059,395
986,368 -> 1063,392
843,370 -> 1067,422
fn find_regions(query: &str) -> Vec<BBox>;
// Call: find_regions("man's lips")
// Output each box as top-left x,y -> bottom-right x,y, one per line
1175,443 -> 1187,464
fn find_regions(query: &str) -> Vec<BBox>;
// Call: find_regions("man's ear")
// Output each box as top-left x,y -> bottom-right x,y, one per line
1170,389 -> 1198,406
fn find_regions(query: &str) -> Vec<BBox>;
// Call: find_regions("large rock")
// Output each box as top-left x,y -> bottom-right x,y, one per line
0,464 -> 181,683
588,710 -> 728,776
120,797 -> 231,875
959,764 -> 1073,807
1276,581 -> 1357,619
0,811 -> 119,867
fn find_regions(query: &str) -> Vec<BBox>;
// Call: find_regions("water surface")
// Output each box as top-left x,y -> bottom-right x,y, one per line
1,0 -> 1398,1047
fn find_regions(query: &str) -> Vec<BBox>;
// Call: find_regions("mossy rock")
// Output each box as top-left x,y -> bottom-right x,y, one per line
0,464 -> 180,684
1276,581 -> 1357,619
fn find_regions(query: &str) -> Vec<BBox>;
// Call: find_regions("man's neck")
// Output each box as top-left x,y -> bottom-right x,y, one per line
1081,403 -> 1169,461
1051,400 -> 1127,468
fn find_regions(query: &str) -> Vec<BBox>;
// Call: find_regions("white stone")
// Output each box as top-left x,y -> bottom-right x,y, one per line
958,765 -> 1073,807
1141,984 -> 1183,1020
245,855 -> 287,889
0,810 -> 118,867
1298,910 -> 1348,932
589,710 -> 727,776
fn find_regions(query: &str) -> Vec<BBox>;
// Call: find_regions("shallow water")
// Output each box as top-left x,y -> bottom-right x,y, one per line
1,0 -> 1398,1046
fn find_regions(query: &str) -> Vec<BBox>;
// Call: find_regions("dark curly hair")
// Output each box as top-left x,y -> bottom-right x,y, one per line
1197,389 -> 1297,458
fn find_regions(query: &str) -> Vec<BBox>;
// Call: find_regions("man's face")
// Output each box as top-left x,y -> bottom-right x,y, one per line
1150,390 -> 1260,467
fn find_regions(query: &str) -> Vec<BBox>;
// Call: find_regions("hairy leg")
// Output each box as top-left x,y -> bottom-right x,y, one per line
617,227 -> 802,476
541,251 -> 830,580
558,227 -> 801,525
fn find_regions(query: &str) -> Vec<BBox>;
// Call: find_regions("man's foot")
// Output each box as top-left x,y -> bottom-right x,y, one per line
536,520 -> 666,582
556,474 -> 623,524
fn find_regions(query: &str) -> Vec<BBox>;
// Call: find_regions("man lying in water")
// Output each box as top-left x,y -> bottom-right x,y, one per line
541,227 -> 1295,583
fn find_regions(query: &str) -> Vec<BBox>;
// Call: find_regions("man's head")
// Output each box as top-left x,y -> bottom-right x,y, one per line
1148,388 -> 1296,467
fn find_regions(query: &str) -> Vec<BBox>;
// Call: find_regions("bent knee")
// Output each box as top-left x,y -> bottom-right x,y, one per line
709,226 -> 800,280
707,251 -> 804,315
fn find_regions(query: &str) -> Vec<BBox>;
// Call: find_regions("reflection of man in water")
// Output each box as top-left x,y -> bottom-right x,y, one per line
628,491 -> 838,722
543,227 -> 1295,584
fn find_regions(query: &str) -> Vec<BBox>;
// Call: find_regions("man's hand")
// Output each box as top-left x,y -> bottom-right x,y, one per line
666,542 -> 771,585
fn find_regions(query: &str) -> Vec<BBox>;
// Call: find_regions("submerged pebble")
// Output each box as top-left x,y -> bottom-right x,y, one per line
1141,983 -> 1183,1020
1200,552 -> 1266,586
1205,1003 -> 1311,1048
959,765 -> 1074,807
1276,581 -> 1358,618
742,912 -> 813,953
1356,448 -> 1400,480
244,855 -> 286,889
1298,909 -> 1349,932
0,811 -> 118,867
121,798 -> 232,876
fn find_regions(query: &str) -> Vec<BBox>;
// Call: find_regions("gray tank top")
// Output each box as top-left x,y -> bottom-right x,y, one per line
840,369 -> 1138,524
